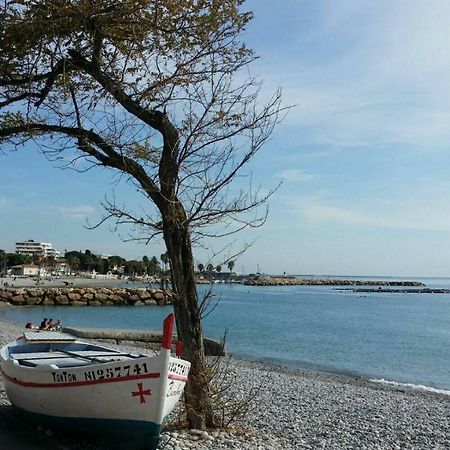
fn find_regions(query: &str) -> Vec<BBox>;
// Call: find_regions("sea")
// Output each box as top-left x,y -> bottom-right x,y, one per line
1,276 -> 450,395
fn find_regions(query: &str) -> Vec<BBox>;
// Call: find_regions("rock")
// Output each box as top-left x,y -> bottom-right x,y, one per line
204,338 -> 226,356
10,295 -> 25,305
26,296 -> 41,305
0,290 -> 12,300
28,288 -> 44,297
137,290 -> 151,300
54,295 -> 69,305
41,297 -> 54,305
98,288 -> 112,295
88,300 -> 102,306
108,294 -> 124,304
67,292 -> 81,301
71,301 -> 87,306
127,294 -> 141,304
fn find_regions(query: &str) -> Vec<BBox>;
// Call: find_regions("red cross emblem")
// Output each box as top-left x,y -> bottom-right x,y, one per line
131,382 -> 151,404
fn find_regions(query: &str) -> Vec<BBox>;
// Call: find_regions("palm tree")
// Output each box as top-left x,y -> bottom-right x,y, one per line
148,256 -> 160,276
160,252 -> 170,288
142,255 -> 149,276
206,263 -> 214,272
0,250 -> 6,276
67,256 -> 80,274
216,265 -> 222,273
197,263 -> 204,273
227,260 -> 235,281
160,252 -> 169,271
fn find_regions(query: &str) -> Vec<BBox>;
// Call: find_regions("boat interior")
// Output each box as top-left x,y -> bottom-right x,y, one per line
8,332 -> 142,368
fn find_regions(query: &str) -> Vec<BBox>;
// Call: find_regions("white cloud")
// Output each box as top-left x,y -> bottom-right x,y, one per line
276,169 -> 316,183
254,0 -> 450,151
57,205 -> 96,220
282,195 -> 450,232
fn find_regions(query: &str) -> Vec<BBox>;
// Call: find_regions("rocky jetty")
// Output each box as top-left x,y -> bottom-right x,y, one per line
243,277 -> 425,287
0,287 -> 173,307
352,287 -> 450,294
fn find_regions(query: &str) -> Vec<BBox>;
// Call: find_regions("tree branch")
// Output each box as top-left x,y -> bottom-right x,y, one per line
0,122 -> 165,209
35,60 -> 67,108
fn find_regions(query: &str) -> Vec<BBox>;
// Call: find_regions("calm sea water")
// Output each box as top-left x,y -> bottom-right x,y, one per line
1,278 -> 450,393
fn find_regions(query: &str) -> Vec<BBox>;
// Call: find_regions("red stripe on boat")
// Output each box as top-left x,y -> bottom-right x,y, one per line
168,373 -> 188,382
2,371 -> 161,388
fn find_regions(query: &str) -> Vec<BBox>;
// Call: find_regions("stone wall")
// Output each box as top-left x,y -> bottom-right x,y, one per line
0,287 -> 174,307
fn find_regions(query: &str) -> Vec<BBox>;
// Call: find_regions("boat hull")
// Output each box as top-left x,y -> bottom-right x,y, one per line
0,333 -> 190,450
13,407 -> 161,450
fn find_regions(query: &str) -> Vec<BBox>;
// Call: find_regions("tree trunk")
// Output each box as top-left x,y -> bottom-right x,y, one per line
162,205 -> 215,429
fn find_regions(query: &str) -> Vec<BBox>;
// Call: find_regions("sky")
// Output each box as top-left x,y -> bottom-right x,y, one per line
2,0 -> 450,277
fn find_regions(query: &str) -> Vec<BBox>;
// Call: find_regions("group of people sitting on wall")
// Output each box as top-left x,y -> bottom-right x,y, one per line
39,318 -> 62,331
25,318 -> 63,331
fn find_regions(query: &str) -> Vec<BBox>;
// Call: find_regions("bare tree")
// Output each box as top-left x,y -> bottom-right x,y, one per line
0,0 -> 283,429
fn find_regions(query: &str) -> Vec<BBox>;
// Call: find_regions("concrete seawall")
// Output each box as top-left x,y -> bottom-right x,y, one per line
0,287 -> 174,306
64,326 -> 226,357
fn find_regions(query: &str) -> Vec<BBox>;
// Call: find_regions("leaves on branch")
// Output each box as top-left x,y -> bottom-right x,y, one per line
0,0 -> 287,247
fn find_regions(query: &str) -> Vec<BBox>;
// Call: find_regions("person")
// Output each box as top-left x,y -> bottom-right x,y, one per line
25,322 -> 33,329
39,318 -> 47,330
54,320 -> 62,331
46,318 -> 54,330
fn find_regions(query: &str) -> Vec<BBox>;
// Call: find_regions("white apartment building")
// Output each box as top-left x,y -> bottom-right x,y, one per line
15,240 -> 60,258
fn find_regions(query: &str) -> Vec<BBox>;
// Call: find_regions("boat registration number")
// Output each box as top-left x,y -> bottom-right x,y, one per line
50,362 -> 149,383
83,362 -> 150,381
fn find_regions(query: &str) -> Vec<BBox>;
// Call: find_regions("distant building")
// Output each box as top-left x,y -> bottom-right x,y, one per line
109,264 -> 125,274
10,264 -> 40,276
97,254 -> 112,260
15,240 -> 60,258
54,259 -> 70,276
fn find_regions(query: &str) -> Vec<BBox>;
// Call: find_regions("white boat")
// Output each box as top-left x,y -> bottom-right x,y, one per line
0,313 -> 190,450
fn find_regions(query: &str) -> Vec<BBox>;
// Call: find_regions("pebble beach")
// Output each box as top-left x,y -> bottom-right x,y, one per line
0,310 -> 449,449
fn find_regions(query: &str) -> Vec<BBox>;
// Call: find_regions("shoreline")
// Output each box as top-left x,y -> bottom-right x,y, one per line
0,316 -> 449,449
0,304 -> 448,397
1,275 -> 425,289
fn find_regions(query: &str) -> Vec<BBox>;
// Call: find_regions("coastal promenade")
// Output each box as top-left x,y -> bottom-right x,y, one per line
0,312 -> 448,449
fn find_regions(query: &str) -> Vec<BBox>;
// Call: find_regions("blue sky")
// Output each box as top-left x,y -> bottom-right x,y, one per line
2,0 -> 450,277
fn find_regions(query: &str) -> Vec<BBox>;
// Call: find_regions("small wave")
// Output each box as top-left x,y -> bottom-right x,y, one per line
369,378 -> 450,396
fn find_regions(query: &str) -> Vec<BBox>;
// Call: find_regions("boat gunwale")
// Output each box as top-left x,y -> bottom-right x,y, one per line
3,337 -> 148,368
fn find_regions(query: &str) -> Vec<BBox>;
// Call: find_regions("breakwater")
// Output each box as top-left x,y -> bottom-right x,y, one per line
243,277 -> 425,287
0,287 -> 173,306
350,287 -> 450,294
